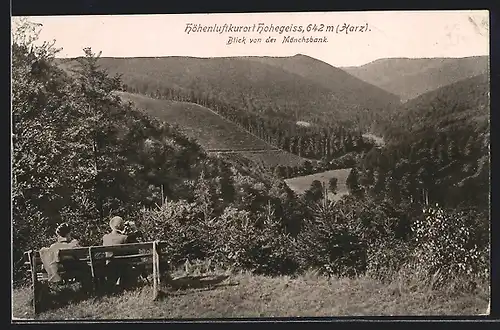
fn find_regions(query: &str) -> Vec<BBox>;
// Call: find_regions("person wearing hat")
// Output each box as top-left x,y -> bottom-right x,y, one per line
103,216 -> 128,247
102,216 -> 138,290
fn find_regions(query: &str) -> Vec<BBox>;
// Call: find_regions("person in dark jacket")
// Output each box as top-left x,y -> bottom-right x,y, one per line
50,223 -> 80,250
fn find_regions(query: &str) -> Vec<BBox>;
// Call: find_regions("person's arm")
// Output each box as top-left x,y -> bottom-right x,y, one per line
125,233 -> 136,243
69,239 -> 80,248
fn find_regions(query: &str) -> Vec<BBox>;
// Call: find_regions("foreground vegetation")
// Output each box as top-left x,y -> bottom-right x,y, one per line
12,269 -> 489,319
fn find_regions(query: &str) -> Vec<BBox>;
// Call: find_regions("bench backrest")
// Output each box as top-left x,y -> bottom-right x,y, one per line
24,241 -> 170,270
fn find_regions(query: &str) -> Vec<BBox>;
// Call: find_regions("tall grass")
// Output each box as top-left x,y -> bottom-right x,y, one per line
12,267 -> 489,320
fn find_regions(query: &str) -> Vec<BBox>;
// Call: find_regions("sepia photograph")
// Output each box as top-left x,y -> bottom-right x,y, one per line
11,10 -> 490,320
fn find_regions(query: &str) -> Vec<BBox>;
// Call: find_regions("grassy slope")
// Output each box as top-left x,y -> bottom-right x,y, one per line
12,270 -> 489,320
119,91 -> 273,151
119,91 -> 308,167
285,168 -> 352,201
342,56 -> 488,102
234,150 -> 309,168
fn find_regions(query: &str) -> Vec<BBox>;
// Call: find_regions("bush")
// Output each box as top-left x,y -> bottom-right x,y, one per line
295,200 -> 367,277
12,205 -> 54,284
366,237 -> 412,282
209,205 -> 299,276
408,204 -> 489,288
136,198 -> 299,276
137,200 -> 212,266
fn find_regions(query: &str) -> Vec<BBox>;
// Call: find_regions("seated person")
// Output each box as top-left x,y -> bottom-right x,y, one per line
102,216 -> 128,251
102,216 -> 141,289
40,223 -> 91,292
50,223 -> 80,250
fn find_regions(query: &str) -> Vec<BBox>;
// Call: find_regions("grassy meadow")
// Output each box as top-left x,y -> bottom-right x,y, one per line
285,169 -> 352,201
12,268 -> 489,320
118,91 -> 273,151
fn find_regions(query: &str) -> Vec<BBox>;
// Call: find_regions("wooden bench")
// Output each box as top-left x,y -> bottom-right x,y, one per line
23,241 -> 170,314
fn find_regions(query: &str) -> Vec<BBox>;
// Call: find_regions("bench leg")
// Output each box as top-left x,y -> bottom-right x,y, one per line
29,250 -> 40,315
152,242 -> 161,300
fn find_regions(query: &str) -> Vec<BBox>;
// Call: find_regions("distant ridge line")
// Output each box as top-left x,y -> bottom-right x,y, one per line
341,55 -> 489,69
59,54 -> 489,68
207,148 -> 281,153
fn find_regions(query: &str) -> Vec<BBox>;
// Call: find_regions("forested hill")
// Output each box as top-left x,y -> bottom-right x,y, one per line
352,72 -> 490,209
342,56 -> 488,102
57,55 -> 399,130
382,73 -> 490,144
244,54 -> 401,112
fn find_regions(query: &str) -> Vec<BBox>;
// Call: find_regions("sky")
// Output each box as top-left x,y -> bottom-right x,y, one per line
13,10 -> 489,67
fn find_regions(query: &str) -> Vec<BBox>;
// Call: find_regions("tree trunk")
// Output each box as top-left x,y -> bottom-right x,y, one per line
92,131 -> 103,223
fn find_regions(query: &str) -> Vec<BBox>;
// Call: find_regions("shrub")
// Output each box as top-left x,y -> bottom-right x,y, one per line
209,205 -> 299,276
12,205 -> 54,284
408,204 -> 489,288
365,237 -> 412,282
136,198 -> 299,276
137,200 -> 212,266
295,200 -> 367,277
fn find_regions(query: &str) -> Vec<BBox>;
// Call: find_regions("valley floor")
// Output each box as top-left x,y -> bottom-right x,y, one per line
12,271 -> 489,320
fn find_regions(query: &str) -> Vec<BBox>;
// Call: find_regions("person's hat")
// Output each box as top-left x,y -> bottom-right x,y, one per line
55,223 -> 71,237
109,216 -> 125,231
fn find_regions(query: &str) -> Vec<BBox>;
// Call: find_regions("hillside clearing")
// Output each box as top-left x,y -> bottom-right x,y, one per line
118,91 -> 273,151
285,169 -> 352,201
118,91 -> 309,168
12,270 -> 488,320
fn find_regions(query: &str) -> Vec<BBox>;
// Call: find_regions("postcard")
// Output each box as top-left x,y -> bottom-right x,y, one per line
11,10 -> 490,320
